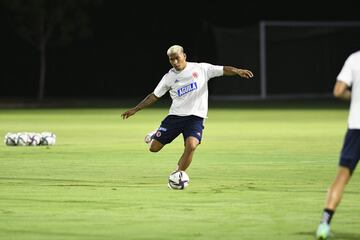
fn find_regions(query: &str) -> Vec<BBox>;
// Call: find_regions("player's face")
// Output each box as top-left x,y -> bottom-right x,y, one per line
168,52 -> 186,71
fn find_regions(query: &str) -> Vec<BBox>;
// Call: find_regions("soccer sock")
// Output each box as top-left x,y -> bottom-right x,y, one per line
320,208 -> 335,224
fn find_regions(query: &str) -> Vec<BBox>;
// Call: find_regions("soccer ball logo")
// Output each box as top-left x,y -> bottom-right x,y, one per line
168,171 -> 190,190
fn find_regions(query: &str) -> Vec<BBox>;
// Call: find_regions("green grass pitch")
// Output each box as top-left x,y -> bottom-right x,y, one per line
0,101 -> 359,240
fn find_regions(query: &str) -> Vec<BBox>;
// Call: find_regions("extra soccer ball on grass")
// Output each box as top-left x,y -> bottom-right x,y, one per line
168,171 -> 190,190
4,133 -> 18,146
4,132 -> 56,146
40,132 -> 56,146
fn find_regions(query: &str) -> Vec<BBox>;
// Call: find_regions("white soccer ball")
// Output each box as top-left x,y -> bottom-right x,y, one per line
40,132 -> 56,145
168,171 -> 190,190
4,133 -> 18,146
28,133 -> 42,146
17,133 -> 30,146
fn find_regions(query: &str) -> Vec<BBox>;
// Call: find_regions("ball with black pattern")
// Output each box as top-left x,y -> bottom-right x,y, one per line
168,171 -> 190,190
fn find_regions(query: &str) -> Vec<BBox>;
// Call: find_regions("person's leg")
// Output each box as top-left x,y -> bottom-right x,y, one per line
149,115 -> 182,153
316,129 -> 360,239
325,166 -> 351,211
316,167 -> 351,239
323,129 -> 360,215
149,139 -> 164,152
176,136 -> 199,171
175,116 -> 204,171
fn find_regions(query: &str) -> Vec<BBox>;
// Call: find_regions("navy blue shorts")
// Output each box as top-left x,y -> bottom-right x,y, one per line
339,129 -> 360,174
153,115 -> 204,145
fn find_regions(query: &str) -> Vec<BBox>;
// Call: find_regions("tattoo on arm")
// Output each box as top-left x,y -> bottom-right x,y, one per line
223,66 -> 238,76
135,93 -> 159,111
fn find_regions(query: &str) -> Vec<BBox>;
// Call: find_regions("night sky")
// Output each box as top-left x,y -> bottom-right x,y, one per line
0,0 -> 359,99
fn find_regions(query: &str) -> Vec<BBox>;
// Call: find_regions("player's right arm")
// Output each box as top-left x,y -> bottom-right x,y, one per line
333,81 -> 351,101
334,54 -> 353,101
121,93 -> 159,119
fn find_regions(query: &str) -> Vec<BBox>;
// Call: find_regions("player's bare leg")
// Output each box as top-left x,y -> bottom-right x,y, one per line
176,136 -> 199,171
316,166 -> 351,239
149,139 -> 164,152
325,166 -> 351,210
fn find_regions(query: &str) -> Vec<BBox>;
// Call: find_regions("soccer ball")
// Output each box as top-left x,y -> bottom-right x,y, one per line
17,133 -> 30,146
4,131 -> 56,146
4,133 -> 18,146
40,132 -> 56,145
28,133 -> 42,146
168,171 -> 190,190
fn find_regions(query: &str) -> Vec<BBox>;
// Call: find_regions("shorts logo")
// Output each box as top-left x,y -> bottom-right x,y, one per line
156,131 -> 161,137
177,82 -> 198,97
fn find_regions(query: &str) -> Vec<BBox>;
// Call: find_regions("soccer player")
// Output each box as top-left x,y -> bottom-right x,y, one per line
316,50 -> 360,239
121,45 -> 253,173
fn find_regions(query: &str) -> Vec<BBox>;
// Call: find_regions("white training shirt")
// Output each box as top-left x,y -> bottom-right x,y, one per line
337,50 -> 360,129
153,62 -> 223,118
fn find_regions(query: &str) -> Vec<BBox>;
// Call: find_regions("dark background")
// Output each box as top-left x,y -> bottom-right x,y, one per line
0,0 -> 359,101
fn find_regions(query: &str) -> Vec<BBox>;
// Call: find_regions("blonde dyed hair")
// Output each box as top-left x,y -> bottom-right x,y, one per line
167,45 -> 184,56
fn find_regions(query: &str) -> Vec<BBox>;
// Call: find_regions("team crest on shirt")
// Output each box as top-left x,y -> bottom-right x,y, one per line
177,82 -> 198,97
192,72 -> 198,79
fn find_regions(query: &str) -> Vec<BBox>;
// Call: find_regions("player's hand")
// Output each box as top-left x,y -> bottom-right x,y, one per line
238,69 -> 254,79
121,108 -> 137,119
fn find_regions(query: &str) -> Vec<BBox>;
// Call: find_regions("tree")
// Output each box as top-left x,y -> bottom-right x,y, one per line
1,0 -> 101,101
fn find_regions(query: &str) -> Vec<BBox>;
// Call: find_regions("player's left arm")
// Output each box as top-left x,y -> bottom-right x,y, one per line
223,66 -> 254,79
